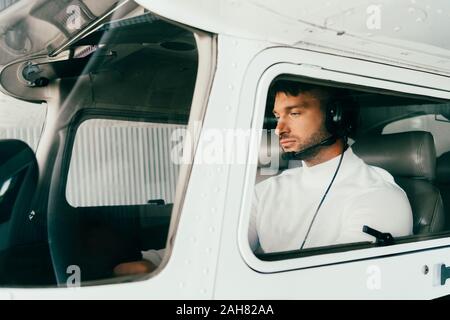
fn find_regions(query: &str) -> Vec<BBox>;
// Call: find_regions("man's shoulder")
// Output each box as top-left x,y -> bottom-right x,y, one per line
352,150 -> 398,187
349,177 -> 409,207
345,152 -> 408,198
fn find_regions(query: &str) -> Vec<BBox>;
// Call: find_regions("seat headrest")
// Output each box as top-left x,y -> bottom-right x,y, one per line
437,151 -> 450,184
258,130 -> 289,171
352,131 -> 436,181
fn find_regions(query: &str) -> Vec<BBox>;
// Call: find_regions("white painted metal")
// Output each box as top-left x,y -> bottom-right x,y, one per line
136,0 -> 450,75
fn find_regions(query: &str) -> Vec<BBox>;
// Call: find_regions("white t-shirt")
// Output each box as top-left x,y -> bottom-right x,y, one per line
249,147 -> 413,253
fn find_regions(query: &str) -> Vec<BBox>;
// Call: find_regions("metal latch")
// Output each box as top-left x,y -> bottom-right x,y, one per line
362,225 -> 394,246
441,264 -> 450,285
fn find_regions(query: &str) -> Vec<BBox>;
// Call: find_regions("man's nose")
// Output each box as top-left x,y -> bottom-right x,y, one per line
275,118 -> 289,136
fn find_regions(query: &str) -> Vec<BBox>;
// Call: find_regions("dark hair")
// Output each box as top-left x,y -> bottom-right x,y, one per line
268,80 -> 340,111
266,80 -> 360,137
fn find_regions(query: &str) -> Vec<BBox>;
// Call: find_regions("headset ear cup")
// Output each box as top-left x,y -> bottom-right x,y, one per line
326,102 -> 341,135
326,90 -> 358,138
334,104 -> 342,124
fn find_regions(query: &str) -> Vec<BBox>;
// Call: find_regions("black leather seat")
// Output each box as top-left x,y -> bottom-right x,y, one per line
0,140 -> 55,285
0,140 -> 38,250
436,151 -> 450,230
353,131 -> 445,235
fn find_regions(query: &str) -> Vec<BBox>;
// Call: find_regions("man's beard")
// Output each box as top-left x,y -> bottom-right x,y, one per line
282,126 -> 331,161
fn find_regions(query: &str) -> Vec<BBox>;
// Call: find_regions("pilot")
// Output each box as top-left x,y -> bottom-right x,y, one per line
249,80 -> 413,253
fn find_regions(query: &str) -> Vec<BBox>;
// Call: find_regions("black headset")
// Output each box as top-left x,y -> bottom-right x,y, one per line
324,99 -> 356,138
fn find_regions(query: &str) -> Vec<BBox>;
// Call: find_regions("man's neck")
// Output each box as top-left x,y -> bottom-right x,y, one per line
303,139 -> 345,167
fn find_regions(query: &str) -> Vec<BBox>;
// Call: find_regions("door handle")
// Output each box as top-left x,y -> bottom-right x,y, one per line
441,264 -> 450,285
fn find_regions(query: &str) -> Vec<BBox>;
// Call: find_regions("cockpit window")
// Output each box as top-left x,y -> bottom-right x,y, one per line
251,76 -> 450,261
48,12 -> 200,285
0,1 -> 213,287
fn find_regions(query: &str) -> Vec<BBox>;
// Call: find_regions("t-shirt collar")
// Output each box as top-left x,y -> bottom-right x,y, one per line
301,147 -> 358,184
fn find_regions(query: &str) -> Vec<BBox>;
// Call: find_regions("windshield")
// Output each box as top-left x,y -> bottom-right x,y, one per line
0,0 -> 212,287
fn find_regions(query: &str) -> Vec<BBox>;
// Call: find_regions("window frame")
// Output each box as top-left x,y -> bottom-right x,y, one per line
238,56 -> 450,274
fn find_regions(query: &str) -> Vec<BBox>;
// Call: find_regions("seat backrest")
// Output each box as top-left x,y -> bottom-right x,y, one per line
0,139 -> 39,249
353,131 -> 445,234
436,151 -> 450,230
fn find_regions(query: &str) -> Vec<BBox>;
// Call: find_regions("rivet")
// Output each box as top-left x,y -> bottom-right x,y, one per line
423,265 -> 429,275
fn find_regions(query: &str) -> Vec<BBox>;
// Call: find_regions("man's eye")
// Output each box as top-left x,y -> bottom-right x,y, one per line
289,112 -> 301,117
